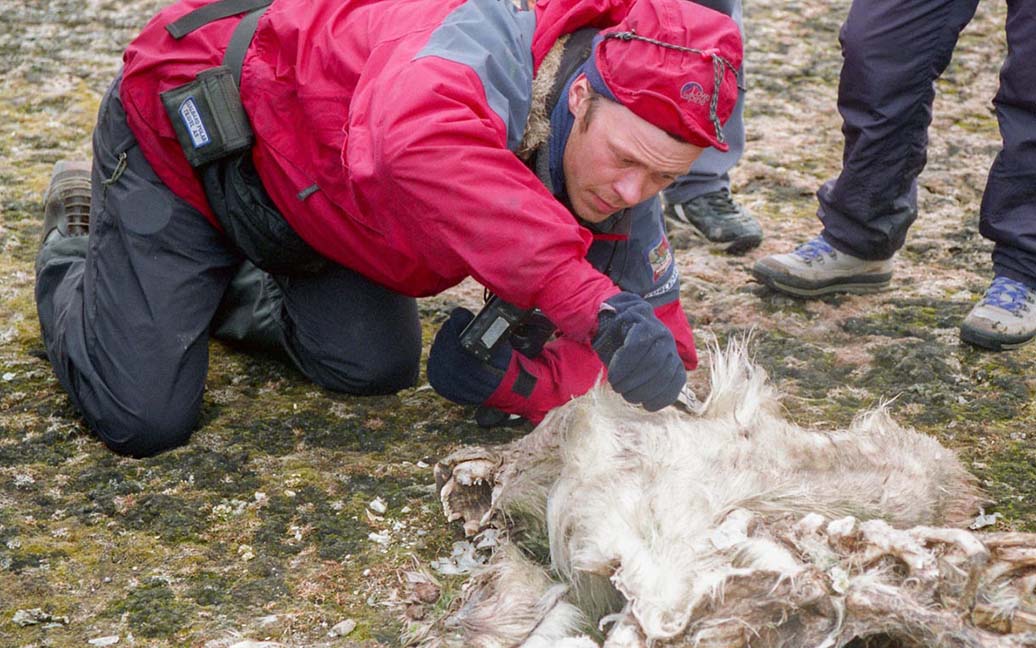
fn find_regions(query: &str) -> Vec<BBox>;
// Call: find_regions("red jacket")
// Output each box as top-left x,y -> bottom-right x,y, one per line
120,0 -> 695,364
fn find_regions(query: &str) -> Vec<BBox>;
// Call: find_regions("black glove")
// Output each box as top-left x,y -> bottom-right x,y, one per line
428,308 -> 512,406
592,292 -> 686,411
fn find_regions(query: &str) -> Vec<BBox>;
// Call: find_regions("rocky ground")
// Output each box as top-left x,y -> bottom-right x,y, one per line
0,0 -> 1032,646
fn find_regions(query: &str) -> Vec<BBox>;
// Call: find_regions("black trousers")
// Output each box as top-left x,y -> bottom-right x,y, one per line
817,0 -> 1036,288
34,77 -> 421,457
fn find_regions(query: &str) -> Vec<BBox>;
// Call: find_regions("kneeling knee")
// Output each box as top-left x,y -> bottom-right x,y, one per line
91,406 -> 198,458
310,354 -> 420,395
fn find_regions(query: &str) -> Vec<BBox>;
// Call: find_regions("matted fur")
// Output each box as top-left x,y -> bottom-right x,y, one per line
420,341 -> 1036,647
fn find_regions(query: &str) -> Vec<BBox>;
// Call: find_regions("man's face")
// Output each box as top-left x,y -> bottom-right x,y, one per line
562,75 -> 705,223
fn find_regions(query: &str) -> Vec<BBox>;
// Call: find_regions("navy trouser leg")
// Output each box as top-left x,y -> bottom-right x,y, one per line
35,78 -> 241,457
662,0 -> 745,202
211,262 -> 422,395
981,0 -> 1036,289
818,0 -> 979,260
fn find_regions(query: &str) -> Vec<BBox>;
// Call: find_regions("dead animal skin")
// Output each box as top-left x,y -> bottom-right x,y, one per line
420,340 -> 1036,647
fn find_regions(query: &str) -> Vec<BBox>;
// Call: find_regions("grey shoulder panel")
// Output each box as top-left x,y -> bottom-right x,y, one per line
416,0 -> 536,151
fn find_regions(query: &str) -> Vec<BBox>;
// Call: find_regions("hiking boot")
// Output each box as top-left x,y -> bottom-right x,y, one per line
663,188 -> 762,254
959,276 -> 1036,351
41,160 -> 92,244
752,235 -> 894,297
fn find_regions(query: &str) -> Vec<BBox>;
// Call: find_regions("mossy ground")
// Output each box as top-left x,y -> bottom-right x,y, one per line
1,0 -> 1033,645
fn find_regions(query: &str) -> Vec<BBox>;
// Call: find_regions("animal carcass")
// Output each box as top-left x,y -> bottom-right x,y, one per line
420,341 -> 1036,647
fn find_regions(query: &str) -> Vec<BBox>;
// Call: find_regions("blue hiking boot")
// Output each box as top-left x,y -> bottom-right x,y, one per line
960,276 -> 1036,351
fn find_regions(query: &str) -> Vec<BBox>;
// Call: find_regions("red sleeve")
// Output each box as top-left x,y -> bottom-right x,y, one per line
347,54 -> 619,341
485,338 -> 606,424
654,299 -> 698,370
485,300 -> 696,422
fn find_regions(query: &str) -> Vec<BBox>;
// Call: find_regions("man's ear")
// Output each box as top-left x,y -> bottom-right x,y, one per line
568,74 -> 591,116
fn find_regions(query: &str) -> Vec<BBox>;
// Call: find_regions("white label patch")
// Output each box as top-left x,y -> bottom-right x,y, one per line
178,97 -> 210,148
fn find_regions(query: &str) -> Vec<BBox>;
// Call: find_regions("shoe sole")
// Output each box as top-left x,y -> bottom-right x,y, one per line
753,266 -> 891,297
959,327 -> 1036,352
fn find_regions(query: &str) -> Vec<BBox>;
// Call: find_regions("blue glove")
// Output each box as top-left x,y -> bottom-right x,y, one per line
592,292 -> 686,411
428,308 -> 513,406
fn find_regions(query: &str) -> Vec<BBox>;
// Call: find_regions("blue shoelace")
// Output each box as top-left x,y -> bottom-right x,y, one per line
980,276 -> 1035,314
793,236 -> 836,263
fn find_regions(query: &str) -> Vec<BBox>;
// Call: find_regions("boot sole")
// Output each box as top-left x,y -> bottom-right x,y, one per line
959,327 -> 1036,352
753,266 -> 891,298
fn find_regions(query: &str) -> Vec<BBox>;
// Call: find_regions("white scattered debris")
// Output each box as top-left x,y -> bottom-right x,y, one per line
258,614 -> 281,626
13,608 -> 68,627
254,491 -> 268,504
416,460 -> 430,469
237,544 -> 255,561
368,497 -> 387,514
2,372 -> 15,381
430,541 -> 486,575
369,530 -> 391,545
970,508 -> 1004,530
88,636 -> 120,647
400,505 -> 412,514
284,489 -> 297,498
211,499 -> 249,519
329,618 -> 357,637
13,473 -> 35,488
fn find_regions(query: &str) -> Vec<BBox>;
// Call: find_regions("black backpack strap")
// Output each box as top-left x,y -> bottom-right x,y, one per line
166,0 -> 273,39
223,4 -> 269,84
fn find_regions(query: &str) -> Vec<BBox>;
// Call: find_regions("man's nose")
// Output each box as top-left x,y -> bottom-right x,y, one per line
613,170 -> 649,206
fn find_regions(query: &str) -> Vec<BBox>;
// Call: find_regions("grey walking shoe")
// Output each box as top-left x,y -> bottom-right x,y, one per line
663,188 -> 762,254
959,276 -> 1036,351
41,160 -> 92,245
752,235 -> 894,297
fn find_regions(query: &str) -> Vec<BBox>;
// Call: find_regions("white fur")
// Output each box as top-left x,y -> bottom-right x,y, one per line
423,339 -> 983,646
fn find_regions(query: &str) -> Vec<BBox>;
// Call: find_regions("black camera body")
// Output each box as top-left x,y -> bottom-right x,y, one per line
459,294 -> 556,362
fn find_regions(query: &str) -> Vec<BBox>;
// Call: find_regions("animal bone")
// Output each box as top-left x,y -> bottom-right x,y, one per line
418,340 -> 1036,647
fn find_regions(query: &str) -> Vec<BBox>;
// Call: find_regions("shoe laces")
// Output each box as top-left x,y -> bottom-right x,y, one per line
980,276 -> 1035,315
792,236 -> 836,264
700,189 -> 743,218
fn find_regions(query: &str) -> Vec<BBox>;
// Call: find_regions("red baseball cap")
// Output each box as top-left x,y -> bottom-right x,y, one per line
585,0 -> 743,151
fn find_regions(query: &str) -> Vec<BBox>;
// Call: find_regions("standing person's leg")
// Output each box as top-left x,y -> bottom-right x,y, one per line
754,0 -> 980,296
662,0 -> 761,254
960,0 -> 1036,350
35,76 -> 241,457
211,262 -> 422,395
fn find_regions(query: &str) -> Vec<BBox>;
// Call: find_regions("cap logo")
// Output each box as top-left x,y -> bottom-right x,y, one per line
679,81 -> 709,106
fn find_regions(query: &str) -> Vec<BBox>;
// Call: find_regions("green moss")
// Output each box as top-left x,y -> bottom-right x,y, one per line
106,577 -> 191,638
143,446 -> 260,495
74,461 -> 145,521
186,571 -> 230,606
971,441 -> 1036,532
745,330 -> 856,400
841,298 -> 969,340
119,493 -> 208,543
4,544 -> 69,573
